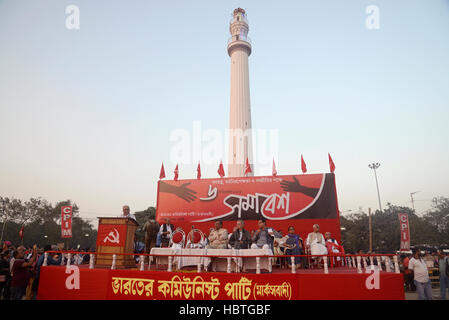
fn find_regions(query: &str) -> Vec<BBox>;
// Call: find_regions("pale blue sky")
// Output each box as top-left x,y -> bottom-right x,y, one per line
0,0 -> 448,223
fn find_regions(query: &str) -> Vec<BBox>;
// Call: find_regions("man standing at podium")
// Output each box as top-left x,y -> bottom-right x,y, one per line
122,205 -> 136,221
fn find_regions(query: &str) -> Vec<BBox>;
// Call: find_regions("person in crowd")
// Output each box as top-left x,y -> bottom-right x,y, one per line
409,248 -> 432,300
143,218 -> 159,253
0,250 -> 11,300
159,218 -> 174,248
122,205 -> 137,221
82,248 -> 91,264
306,224 -> 327,267
10,245 -> 37,300
9,250 -> 17,277
229,219 -> 251,249
423,251 -> 434,268
251,219 -> 281,251
207,220 -> 228,249
402,254 -> 414,292
437,250 -> 448,300
285,226 -> 303,269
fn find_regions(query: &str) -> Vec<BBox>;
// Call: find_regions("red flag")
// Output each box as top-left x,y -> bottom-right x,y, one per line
272,158 -> 277,177
159,162 -> 166,179
218,161 -> 225,178
19,226 -> 24,240
328,153 -> 335,173
244,157 -> 252,175
197,162 -> 201,179
174,164 -> 179,181
301,154 -> 307,174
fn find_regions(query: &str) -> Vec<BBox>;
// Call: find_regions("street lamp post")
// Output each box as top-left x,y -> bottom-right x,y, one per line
368,162 -> 382,212
410,191 -> 421,213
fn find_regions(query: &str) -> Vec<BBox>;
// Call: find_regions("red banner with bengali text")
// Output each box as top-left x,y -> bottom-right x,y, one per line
37,265 -> 405,300
156,173 -> 341,242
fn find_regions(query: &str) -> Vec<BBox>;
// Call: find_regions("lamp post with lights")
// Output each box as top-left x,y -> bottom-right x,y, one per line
368,162 -> 382,212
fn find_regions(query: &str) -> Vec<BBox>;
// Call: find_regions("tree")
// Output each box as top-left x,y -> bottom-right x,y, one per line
134,207 -> 157,243
0,197 -> 25,242
340,199 -> 449,253
0,196 -> 97,249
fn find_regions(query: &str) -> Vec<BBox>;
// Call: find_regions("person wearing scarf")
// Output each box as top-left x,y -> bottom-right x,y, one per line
285,226 -> 303,269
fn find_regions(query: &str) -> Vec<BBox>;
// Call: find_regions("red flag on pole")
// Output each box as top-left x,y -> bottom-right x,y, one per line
244,157 -> 252,175
328,153 -> 335,173
19,226 -> 24,240
174,164 -> 179,181
301,154 -> 307,174
159,162 -> 166,180
218,161 -> 225,178
197,162 -> 201,180
272,158 -> 277,177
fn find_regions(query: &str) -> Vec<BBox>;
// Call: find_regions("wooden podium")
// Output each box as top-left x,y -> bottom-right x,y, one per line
95,217 -> 139,268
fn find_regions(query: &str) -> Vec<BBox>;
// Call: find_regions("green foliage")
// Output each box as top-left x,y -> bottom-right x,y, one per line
0,196 -> 96,249
340,198 -> 449,253
134,207 -> 156,242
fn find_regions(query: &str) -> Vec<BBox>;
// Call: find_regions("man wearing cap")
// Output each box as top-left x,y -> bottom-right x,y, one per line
122,205 -> 136,221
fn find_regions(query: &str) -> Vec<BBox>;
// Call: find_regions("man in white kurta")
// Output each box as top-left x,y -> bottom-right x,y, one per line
325,232 -> 341,263
306,224 -> 328,265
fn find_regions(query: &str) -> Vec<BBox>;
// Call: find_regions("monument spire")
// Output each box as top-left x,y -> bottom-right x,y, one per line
227,8 -> 253,177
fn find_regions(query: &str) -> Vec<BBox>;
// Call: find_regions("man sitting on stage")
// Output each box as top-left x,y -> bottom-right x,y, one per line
325,232 -> 341,264
306,224 -> 328,267
251,219 -> 281,251
158,218 -> 174,248
229,219 -> 252,249
207,220 -> 228,249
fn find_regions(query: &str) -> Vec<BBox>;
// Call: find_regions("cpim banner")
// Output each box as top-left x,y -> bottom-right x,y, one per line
61,206 -> 73,238
398,212 -> 410,251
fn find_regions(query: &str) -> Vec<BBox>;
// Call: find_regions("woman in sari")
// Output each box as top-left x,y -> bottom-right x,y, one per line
285,226 -> 303,269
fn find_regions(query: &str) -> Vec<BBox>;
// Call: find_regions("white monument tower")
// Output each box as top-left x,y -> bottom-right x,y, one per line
227,8 -> 253,177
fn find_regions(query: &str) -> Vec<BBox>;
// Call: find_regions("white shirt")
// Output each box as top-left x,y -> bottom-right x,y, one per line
306,232 -> 325,246
159,224 -> 172,235
122,213 -> 136,221
409,257 -> 430,283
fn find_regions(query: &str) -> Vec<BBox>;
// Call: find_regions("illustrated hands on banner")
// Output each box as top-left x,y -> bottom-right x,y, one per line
280,176 -> 320,198
159,181 -> 197,202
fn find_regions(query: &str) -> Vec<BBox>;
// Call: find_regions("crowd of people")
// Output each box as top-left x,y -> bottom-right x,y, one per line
400,249 -> 449,300
0,241 -> 93,300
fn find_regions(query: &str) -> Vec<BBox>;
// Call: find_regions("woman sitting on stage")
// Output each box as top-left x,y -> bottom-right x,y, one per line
285,226 -> 304,269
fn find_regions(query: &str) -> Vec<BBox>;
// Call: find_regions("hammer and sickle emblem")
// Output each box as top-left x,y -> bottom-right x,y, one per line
103,228 -> 120,244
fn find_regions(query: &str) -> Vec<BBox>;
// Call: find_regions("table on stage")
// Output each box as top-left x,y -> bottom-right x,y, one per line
149,247 -> 272,272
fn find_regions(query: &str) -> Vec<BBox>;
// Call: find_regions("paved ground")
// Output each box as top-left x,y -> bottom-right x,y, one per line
405,286 -> 448,300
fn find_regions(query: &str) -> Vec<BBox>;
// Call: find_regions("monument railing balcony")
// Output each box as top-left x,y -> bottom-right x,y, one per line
229,17 -> 249,25
227,36 -> 252,45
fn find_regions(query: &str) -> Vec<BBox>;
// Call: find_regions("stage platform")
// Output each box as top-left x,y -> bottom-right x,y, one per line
37,264 -> 405,300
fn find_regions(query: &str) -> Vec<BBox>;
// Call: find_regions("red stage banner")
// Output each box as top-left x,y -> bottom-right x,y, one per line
157,174 -> 338,222
61,206 -> 73,238
398,213 -> 410,251
96,224 -> 127,247
156,173 -> 341,242
37,266 -> 405,300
